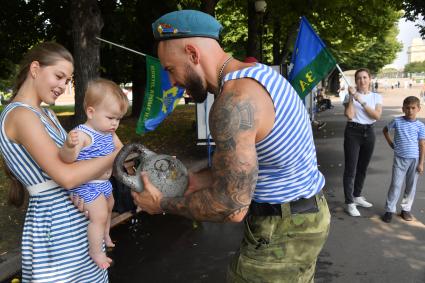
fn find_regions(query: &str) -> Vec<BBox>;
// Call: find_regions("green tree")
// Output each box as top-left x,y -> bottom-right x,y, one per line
404,61 -> 425,73
0,1 -> 45,88
215,0 -> 402,73
0,0 -> 407,117
403,0 -> 425,37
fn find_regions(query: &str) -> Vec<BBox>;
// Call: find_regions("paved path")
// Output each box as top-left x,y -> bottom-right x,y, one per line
315,86 -> 425,282
107,86 -> 425,283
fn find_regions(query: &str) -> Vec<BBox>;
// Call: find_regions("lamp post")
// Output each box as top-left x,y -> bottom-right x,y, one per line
255,0 -> 267,62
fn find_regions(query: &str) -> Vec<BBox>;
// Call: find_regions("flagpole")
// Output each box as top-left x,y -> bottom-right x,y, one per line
310,91 -> 314,121
96,37 -> 147,57
335,64 -> 351,87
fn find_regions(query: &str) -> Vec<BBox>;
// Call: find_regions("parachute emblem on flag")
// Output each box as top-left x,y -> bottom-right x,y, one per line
158,87 -> 182,114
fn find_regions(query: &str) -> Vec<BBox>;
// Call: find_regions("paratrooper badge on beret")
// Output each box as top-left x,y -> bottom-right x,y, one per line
152,10 -> 223,41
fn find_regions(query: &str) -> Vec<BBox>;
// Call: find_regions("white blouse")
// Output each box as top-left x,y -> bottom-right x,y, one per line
343,91 -> 382,125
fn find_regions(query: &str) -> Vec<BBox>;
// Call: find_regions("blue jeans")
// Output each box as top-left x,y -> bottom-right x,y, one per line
385,155 -> 418,213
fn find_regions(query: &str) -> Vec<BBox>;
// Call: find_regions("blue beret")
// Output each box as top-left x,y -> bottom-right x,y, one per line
152,10 -> 223,41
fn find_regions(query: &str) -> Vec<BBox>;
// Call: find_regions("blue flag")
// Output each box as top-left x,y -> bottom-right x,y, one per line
136,55 -> 185,134
288,16 -> 336,98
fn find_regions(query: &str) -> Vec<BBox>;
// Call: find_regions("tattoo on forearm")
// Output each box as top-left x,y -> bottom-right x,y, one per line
161,92 -> 259,222
161,162 -> 258,222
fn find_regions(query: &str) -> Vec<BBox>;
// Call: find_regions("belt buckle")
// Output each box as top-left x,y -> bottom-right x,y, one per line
290,195 -> 319,214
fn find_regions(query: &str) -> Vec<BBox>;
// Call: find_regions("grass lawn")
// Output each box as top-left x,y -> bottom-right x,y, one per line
0,103 -> 207,254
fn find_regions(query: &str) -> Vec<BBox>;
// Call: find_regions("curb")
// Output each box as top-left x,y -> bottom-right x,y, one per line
0,250 -> 20,282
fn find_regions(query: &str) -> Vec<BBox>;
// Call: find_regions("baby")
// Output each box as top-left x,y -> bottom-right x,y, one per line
60,78 -> 128,269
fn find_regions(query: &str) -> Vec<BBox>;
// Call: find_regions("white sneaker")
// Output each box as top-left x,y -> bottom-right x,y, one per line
353,196 -> 373,208
346,203 -> 361,217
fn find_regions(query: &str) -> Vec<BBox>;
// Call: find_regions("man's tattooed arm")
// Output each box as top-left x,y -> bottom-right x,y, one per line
160,92 -> 258,222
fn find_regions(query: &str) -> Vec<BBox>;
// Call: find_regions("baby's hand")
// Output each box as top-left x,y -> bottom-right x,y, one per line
66,130 -> 80,148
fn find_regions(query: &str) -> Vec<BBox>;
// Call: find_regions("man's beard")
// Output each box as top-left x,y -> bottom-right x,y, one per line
184,64 -> 208,103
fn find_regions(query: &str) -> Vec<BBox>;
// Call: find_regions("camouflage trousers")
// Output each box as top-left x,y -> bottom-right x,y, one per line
227,192 -> 331,283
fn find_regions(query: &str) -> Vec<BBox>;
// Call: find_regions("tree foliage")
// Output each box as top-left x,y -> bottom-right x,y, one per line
0,0 -> 422,118
213,0 -> 403,73
403,0 -> 425,38
404,61 -> 425,73
307,0 -> 403,73
0,1 -> 45,87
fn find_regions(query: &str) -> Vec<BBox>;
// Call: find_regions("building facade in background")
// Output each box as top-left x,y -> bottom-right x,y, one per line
408,38 -> 425,63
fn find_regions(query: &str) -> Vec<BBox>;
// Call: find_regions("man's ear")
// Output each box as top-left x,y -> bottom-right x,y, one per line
185,44 -> 200,64
86,106 -> 95,119
29,61 -> 40,79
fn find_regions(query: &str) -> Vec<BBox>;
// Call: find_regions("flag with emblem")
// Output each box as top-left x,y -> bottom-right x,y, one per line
136,55 -> 185,134
288,16 -> 337,98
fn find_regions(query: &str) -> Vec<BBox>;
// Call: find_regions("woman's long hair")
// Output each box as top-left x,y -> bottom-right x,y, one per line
3,158 -> 27,207
5,42 -> 73,207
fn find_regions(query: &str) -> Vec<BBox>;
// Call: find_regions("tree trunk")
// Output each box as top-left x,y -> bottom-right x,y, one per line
131,57 -> 145,119
200,0 -> 219,15
247,0 -> 261,61
272,17 -> 282,65
70,0 -> 104,125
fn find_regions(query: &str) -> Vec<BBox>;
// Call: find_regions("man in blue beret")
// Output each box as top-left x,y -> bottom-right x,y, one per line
132,9 -> 330,282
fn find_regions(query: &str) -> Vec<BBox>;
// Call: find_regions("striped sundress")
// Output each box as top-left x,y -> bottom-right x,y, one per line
0,102 -> 108,283
222,63 -> 325,204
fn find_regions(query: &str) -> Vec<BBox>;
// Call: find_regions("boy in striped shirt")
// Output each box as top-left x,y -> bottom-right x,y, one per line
382,96 -> 425,223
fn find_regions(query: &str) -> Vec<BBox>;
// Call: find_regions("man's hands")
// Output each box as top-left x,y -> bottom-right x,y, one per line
131,172 -> 164,214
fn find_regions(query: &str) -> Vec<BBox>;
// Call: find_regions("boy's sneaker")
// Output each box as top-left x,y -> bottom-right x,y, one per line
353,196 -> 373,208
346,203 -> 361,217
400,210 -> 413,221
382,212 -> 393,223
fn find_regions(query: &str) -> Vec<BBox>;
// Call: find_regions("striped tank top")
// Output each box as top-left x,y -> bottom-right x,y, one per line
74,124 -> 115,161
71,124 -> 114,203
223,63 -> 325,204
0,102 -> 108,282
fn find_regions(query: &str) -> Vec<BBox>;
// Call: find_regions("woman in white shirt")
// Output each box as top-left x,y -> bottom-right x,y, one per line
343,68 -> 382,216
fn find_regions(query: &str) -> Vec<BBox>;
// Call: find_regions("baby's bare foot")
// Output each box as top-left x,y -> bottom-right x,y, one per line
90,251 -> 112,269
104,235 -> 115,248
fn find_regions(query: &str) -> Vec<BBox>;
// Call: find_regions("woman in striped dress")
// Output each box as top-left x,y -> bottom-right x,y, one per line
0,42 -> 116,282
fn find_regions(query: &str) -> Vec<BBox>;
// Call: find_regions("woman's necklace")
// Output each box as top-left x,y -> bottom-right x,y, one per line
217,56 -> 233,94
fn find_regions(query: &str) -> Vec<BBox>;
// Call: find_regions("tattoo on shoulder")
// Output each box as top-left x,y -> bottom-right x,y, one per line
210,92 -> 255,151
